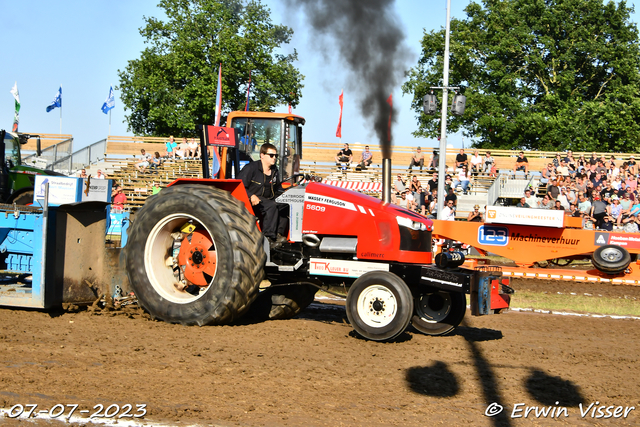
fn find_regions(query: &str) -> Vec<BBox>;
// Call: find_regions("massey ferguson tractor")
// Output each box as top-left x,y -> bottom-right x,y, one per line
124,111 -> 511,341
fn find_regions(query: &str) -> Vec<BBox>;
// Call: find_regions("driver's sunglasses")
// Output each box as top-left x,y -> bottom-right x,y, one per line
265,153 -> 279,158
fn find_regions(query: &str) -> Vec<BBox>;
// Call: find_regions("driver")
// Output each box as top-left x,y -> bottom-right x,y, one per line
238,143 -> 289,247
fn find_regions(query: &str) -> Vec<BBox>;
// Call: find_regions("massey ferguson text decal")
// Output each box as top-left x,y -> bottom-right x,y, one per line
304,193 -> 356,211
309,258 -> 389,278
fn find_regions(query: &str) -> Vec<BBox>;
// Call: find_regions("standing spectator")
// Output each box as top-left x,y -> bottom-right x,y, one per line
164,135 -> 177,159
455,149 -> 468,169
136,148 -> 151,172
590,194 -> 608,227
408,146 -> 425,171
467,204 -> 483,221
359,145 -> 373,169
335,143 -> 353,165
483,151 -> 494,173
513,151 -> 529,174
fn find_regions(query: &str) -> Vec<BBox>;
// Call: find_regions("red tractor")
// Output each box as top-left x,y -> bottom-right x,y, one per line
124,111 -> 511,341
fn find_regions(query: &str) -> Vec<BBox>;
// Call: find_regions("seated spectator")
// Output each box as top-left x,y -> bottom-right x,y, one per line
394,174 -> 406,194
149,151 -> 163,171
483,151 -> 494,173
546,178 -> 560,200
552,153 -> 562,168
408,146 -> 424,171
78,168 -> 88,178
453,166 -> 471,195
467,204 -> 483,221
415,186 -> 427,215
538,195 -> 553,209
567,203 -> 581,217
524,188 -> 538,207
578,194 -> 591,215
396,190 -> 412,210
441,199 -> 456,221
513,151 -> 529,174
136,148 -> 151,172
608,196 -> 623,224
470,150 -> 482,174
111,185 -> 127,212
359,145 -> 373,169
335,143 -> 353,165
444,187 -> 457,207
96,169 -> 107,179
409,175 -> 421,197
628,155 -> 637,175
556,160 -> 569,177
599,215 -> 614,231
516,197 -> 531,208
175,138 -> 189,159
188,138 -> 200,159
164,135 -> 177,159
428,149 -> 439,170
455,149 -> 468,169
553,200 -> 565,211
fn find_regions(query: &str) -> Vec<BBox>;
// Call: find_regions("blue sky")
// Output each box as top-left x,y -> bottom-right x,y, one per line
1,0 -> 638,153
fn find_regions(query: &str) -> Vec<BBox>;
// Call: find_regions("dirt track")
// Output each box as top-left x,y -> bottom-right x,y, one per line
1,280 -> 639,426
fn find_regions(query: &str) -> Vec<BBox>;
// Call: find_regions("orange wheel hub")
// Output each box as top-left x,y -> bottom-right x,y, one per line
177,230 -> 217,287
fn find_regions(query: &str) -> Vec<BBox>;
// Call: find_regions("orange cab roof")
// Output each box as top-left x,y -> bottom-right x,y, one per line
226,111 -> 305,125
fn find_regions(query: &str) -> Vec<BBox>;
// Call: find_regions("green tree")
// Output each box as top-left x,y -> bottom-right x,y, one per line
118,0 -> 304,136
403,0 -> 640,152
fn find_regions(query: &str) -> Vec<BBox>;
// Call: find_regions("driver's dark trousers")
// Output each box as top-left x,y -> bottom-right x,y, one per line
254,196 -> 289,239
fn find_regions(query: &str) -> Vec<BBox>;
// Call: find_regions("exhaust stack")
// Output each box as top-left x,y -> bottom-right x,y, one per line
382,158 -> 391,203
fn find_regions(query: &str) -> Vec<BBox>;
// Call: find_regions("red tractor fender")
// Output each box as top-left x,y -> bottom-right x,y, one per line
167,178 -> 255,216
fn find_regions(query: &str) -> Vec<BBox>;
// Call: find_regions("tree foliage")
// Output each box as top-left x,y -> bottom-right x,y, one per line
118,0 -> 304,136
403,0 -> 640,152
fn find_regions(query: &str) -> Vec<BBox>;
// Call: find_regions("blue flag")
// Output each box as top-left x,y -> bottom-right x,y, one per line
101,86 -> 115,114
46,86 -> 62,112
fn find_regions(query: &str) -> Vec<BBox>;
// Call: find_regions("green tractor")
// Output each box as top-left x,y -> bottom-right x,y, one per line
0,129 -> 65,205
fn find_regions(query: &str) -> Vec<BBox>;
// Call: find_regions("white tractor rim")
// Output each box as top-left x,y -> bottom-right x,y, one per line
144,213 -> 215,304
416,292 -> 452,323
356,284 -> 398,328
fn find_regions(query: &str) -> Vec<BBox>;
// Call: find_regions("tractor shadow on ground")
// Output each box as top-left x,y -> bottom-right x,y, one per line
453,325 -> 504,342
525,368 -> 585,407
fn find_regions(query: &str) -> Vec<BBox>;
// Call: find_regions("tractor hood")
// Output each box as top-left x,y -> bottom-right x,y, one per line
301,182 -> 433,264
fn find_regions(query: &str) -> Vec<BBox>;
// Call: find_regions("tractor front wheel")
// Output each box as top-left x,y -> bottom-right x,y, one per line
411,290 -> 466,336
592,245 -> 631,275
124,184 -> 266,326
346,271 -> 413,342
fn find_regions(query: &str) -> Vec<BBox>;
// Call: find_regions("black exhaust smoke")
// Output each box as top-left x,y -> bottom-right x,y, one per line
286,0 -> 411,160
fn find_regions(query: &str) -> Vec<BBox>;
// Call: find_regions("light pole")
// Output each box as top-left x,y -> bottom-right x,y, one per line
436,0 -> 452,219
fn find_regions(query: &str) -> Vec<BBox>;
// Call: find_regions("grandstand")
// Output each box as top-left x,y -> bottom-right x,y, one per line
69,135 -> 637,219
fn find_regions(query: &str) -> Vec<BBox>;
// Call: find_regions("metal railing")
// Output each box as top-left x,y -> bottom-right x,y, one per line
23,138 -> 107,176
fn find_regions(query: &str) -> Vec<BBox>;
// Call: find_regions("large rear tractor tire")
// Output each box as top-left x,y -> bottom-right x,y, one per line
346,271 -> 413,342
250,284 -> 319,320
592,245 -> 631,275
124,184 -> 266,326
411,290 -> 466,336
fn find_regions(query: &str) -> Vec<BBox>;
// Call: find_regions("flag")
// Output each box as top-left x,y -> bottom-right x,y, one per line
10,82 -> 19,132
101,86 -> 115,114
288,104 -> 292,114
214,64 -> 222,126
245,71 -> 252,111
386,93 -> 393,142
46,86 -> 62,112
336,90 -> 343,138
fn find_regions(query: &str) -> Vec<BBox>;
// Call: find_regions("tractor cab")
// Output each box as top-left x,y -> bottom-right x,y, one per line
224,111 -> 305,183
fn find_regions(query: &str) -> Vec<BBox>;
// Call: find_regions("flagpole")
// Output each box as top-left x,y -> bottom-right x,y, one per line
59,85 -> 62,134
109,110 -> 112,136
